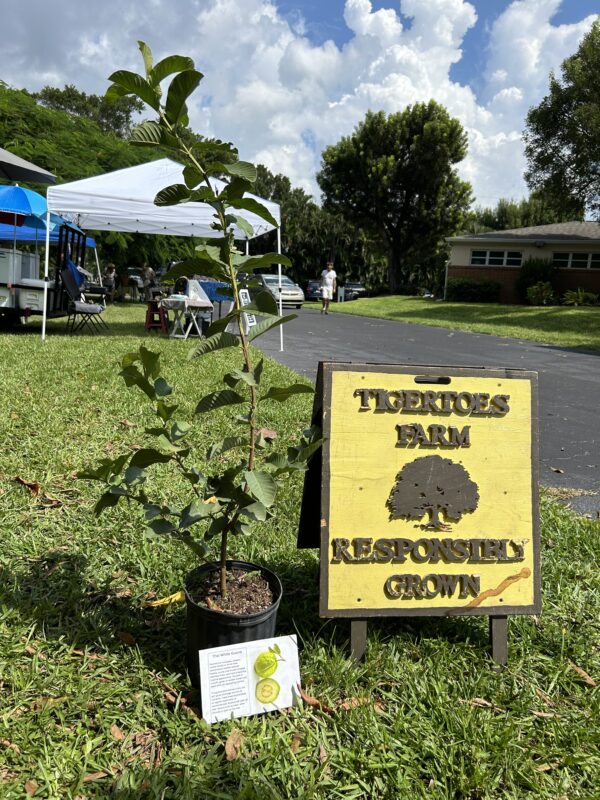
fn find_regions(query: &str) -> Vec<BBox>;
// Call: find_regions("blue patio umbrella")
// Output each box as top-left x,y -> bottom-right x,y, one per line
0,184 -> 34,224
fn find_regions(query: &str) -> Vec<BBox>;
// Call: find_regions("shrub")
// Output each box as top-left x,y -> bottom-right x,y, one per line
515,257 -> 556,301
563,288 -> 599,306
446,277 -> 501,303
526,281 -> 555,305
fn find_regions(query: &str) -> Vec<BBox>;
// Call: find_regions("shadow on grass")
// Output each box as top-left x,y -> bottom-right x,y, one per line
2,549 -> 187,676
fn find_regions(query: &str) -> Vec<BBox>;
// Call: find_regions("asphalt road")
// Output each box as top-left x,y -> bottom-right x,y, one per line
256,307 -> 600,516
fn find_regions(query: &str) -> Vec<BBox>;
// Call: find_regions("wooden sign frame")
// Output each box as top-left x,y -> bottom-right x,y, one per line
299,362 -> 541,665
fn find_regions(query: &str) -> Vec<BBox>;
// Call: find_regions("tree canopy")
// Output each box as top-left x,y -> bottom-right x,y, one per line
465,190 -> 583,234
317,103 -> 472,292
524,20 -> 600,218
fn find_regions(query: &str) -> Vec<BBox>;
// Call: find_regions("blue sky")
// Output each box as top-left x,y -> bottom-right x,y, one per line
0,0 -> 598,205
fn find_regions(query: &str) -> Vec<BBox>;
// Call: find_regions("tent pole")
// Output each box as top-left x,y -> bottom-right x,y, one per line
245,239 -> 249,256
277,227 -> 283,352
41,209 -> 51,342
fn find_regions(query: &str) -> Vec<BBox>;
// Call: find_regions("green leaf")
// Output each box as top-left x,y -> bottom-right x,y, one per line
157,434 -> 183,453
224,161 -> 257,183
260,383 -> 313,402
165,69 -> 203,124
244,470 -> 277,507
204,311 -> 239,337
254,359 -> 264,386
241,500 -> 268,522
220,177 -> 254,201
195,390 -> 245,414
151,54 -> 195,85
144,504 -> 163,521
233,215 -> 254,238
192,138 -> 237,157
105,83 -> 128,103
145,518 -> 176,535
138,40 -> 154,79
247,315 -> 296,342
130,120 -> 162,146
129,448 -> 173,468
238,252 -> 292,271
107,70 -> 160,111
207,436 -> 247,460
295,439 -> 323,462
155,184 -> 191,207
120,366 -> 155,399
170,420 -> 191,441
229,197 -> 278,228
124,466 -> 147,487
180,500 -> 217,527
156,401 -> 178,422
190,186 -> 218,202
228,368 -> 256,387
138,346 -> 161,378
183,165 -> 203,189
206,517 -> 228,539
154,377 -> 172,397
95,492 -> 121,515
189,332 -> 239,359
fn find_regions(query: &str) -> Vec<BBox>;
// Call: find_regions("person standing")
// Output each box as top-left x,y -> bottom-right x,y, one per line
103,264 -> 116,303
142,262 -> 156,302
320,260 -> 337,314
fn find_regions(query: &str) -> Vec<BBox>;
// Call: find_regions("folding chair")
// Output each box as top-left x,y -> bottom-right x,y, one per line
61,269 -> 108,334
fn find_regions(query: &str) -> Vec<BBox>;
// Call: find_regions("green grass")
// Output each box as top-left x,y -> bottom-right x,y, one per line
307,296 -> 600,351
1,305 -> 599,799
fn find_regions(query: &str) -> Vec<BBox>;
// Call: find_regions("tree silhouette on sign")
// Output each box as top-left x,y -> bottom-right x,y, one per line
387,455 -> 479,530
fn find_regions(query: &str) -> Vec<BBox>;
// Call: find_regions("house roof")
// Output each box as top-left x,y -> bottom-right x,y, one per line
448,221 -> 600,245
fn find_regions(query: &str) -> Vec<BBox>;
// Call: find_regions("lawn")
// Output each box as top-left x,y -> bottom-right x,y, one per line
308,296 -> 600,351
0,304 -> 599,799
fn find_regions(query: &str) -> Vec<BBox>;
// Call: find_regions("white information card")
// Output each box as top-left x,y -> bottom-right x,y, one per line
199,635 -> 301,724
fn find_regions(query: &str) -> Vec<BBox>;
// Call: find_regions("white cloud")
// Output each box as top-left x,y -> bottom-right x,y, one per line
0,0 -> 597,207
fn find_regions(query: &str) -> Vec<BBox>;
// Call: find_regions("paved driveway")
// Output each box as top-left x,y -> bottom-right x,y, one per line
256,308 -> 599,515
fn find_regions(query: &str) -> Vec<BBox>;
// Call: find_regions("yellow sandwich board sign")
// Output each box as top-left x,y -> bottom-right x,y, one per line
307,363 -> 541,632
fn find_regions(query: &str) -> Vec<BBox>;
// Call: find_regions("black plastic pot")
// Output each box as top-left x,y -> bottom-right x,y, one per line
185,560 -> 283,688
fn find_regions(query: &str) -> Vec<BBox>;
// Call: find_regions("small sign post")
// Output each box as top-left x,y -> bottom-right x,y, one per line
299,362 -> 541,666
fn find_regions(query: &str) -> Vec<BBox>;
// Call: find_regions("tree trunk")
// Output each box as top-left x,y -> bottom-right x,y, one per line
388,248 -> 404,293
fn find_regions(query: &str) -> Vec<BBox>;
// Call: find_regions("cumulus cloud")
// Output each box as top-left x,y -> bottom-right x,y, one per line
0,0 -> 597,205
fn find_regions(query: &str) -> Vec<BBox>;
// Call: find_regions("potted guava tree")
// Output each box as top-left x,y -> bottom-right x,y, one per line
79,42 -> 320,686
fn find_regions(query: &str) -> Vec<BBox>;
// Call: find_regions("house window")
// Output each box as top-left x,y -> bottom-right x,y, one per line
552,252 -> 600,269
469,250 -> 522,267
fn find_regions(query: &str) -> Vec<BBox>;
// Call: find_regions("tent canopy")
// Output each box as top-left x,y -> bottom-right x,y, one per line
0,147 -> 56,184
47,158 -> 280,239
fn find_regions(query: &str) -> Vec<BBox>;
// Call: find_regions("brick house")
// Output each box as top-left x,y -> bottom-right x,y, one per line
446,221 -> 600,304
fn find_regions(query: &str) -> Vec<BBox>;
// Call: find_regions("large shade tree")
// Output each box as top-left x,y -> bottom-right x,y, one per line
317,102 -> 472,292
524,20 -> 600,218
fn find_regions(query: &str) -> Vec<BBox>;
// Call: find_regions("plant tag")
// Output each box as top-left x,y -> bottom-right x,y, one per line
199,635 -> 301,724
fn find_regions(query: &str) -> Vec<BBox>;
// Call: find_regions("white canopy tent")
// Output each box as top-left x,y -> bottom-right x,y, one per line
42,158 -> 284,344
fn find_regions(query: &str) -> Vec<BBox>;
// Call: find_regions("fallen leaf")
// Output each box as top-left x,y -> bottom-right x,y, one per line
319,743 -> 327,764
290,733 -> 302,754
30,696 -> 66,712
535,688 -> 555,707
119,419 -> 135,428
532,710 -> 555,718
71,649 -> 106,661
535,761 -> 560,773
297,684 -> 334,715
83,771 -> 110,783
550,467 -> 564,474
568,660 -> 596,687
0,738 -> 21,754
257,427 -> 277,440
14,476 -> 41,496
225,729 -> 244,761
459,697 -> 501,710
1,769 -> 19,781
117,631 -> 136,646
143,590 -> 185,607
25,779 -> 39,795
37,493 -> 62,509
110,724 -> 125,742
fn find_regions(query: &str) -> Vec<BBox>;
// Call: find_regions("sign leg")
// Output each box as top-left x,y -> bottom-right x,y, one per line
489,615 -> 508,667
350,620 -> 367,663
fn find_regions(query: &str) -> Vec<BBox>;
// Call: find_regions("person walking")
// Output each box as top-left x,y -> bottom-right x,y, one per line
320,260 -> 337,314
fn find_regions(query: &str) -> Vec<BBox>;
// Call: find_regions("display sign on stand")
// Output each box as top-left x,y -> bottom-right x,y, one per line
299,362 -> 541,666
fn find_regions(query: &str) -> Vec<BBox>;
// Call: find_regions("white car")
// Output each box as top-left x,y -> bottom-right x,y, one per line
258,274 -> 305,308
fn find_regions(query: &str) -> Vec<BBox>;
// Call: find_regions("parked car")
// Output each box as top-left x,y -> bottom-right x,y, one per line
343,281 -> 367,300
305,279 -> 322,301
257,274 -> 304,308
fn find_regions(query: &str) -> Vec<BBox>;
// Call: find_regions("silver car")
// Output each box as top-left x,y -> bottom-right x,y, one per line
258,274 -> 305,308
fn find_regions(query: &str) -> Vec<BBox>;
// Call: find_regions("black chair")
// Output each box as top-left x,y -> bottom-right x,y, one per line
61,269 -> 108,334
